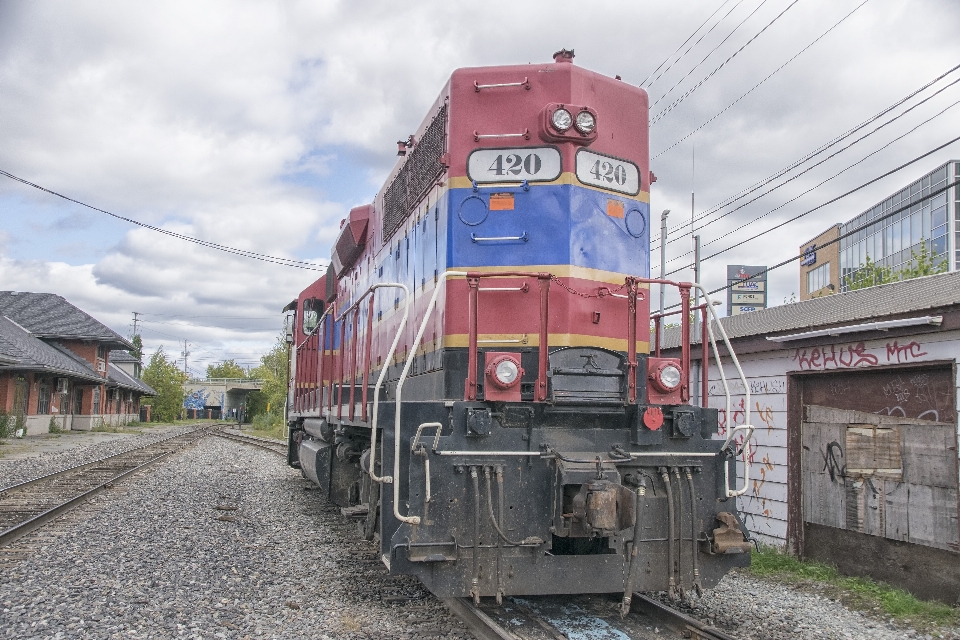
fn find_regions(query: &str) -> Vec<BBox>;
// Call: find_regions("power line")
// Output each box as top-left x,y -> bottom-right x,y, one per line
651,63 -> 960,247
0,169 -> 326,271
657,83 -> 960,269
651,0 -> 774,108
642,0 -> 743,88
649,0 -> 802,125
662,177 -> 960,311
663,136 -> 960,277
651,0 -> 871,159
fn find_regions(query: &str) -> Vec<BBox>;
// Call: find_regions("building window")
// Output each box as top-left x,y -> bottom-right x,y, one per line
93,386 -> 101,414
37,378 -> 51,415
807,263 -> 830,294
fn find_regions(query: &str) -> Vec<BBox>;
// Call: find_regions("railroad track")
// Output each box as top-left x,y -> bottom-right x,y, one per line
211,427 -> 288,455
0,425 -> 213,549
444,591 -> 738,640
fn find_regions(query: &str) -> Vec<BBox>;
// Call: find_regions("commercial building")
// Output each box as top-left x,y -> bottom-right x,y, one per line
799,160 -> 959,300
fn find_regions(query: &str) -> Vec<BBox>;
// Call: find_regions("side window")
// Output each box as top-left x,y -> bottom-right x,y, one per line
302,298 -> 322,334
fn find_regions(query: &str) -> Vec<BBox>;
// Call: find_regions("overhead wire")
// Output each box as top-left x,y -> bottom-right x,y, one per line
650,62 -> 960,247
656,78 -> 960,268
662,136 -> 960,277
642,0 -> 743,88
0,169 -> 326,272
651,0 -> 872,159
650,0 -> 774,108
661,177 -> 960,312
649,0 -> 802,125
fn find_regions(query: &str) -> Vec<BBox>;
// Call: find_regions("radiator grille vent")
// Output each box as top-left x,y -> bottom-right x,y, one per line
382,104 -> 447,243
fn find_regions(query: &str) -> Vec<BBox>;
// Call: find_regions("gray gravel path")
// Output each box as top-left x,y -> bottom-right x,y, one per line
0,436 -> 469,639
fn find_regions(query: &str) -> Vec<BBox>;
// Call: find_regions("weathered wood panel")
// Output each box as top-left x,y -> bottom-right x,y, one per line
907,484 -> 959,551
901,424 -> 957,488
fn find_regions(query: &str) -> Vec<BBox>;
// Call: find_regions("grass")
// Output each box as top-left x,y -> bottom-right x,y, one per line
750,546 -> 960,630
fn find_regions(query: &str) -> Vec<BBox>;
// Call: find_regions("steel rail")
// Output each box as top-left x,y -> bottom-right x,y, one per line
632,593 -> 739,640
212,428 -> 287,455
440,598 -> 514,640
0,426 -> 212,549
0,424 -> 225,494
443,592 -> 741,640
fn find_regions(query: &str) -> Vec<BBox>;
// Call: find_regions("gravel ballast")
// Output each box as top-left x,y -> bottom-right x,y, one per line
0,435 -> 468,639
1,432 -> 956,639
0,425 -> 196,490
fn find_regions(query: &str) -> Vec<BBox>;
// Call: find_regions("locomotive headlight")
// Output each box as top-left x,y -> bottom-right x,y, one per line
575,110 -> 596,134
551,108 -> 572,131
495,359 -> 519,386
658,364 -> 682,390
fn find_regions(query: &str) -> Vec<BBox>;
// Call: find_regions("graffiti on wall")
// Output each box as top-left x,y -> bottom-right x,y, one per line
793,339 -> 933,372
184,388 -> 209,410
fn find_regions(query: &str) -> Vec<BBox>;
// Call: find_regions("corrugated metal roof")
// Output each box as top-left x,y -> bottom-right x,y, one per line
0,292 -> 132,348
662,270 -> 960,349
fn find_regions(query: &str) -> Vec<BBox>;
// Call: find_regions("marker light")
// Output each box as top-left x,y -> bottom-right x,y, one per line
575,110 -> 596,134
551,108 -> 572,131
658,364 -> 681,390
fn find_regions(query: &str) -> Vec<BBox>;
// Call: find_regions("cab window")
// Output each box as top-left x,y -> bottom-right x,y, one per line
302,298 -> 322,334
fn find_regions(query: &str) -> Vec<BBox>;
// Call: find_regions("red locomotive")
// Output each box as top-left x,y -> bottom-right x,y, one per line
285,50 -> 754,609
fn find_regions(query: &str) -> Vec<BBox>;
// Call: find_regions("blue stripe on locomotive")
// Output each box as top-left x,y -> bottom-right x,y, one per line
446,183 -> 650,277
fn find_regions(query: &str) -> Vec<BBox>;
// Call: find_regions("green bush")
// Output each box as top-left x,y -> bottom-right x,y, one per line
0,411 -> 11,439
48,417 -> 64,434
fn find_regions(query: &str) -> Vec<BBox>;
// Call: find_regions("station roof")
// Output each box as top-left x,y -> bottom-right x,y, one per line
0,291 -> 132,349
0,316 -> 106,383
662,270 -> 960,350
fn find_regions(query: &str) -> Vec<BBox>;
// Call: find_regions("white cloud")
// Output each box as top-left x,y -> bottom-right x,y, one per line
0,0 -> 958,365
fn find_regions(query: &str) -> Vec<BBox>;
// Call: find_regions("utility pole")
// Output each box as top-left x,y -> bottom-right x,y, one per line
181,340 -> 190,379
131,311 -> 141,338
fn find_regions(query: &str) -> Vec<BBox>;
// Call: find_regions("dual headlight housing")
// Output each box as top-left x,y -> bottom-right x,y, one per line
550,106 -> 596,135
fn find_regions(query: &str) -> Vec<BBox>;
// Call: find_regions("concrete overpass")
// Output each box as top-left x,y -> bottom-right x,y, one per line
184,378 -> 264,420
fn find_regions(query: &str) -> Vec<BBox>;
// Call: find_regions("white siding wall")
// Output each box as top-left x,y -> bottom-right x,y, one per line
705,327 -> 960,548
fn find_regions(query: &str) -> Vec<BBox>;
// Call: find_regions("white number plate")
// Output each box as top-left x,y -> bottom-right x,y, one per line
467,147 -> 562,183
575,150 -> 640,195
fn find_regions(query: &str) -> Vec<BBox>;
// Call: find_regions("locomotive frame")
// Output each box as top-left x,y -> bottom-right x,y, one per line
284,50 -> 756,611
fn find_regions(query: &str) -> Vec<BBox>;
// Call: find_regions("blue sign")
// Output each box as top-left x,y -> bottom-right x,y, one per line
800,244 -> 817,266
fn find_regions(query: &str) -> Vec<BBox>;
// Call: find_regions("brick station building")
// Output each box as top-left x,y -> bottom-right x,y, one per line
0,292 -> 156,435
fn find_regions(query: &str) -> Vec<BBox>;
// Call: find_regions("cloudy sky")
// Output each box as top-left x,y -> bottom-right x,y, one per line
1,0 -> 958,375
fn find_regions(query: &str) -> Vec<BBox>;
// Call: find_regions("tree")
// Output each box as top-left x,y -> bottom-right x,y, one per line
141,347 -> 187,422
130,334 -> 144,378
247,335 -> 288,429
845,245 -> 948,292
899,242 -> 948,280
206,359 -> 247,379
843,255 -> 895,291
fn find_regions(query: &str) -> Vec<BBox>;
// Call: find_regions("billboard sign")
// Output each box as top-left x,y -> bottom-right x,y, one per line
726,265 -> 767,316
800,244 -> 817,267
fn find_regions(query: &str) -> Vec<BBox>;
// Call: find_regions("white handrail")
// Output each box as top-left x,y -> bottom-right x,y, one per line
694,285 -> 754,498
393,271 -> 467,525
364,283 -> 410,484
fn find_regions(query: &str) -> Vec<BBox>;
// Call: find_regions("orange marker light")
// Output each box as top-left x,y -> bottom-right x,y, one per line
490,193 -> 515,210
606,199 -> 624,218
